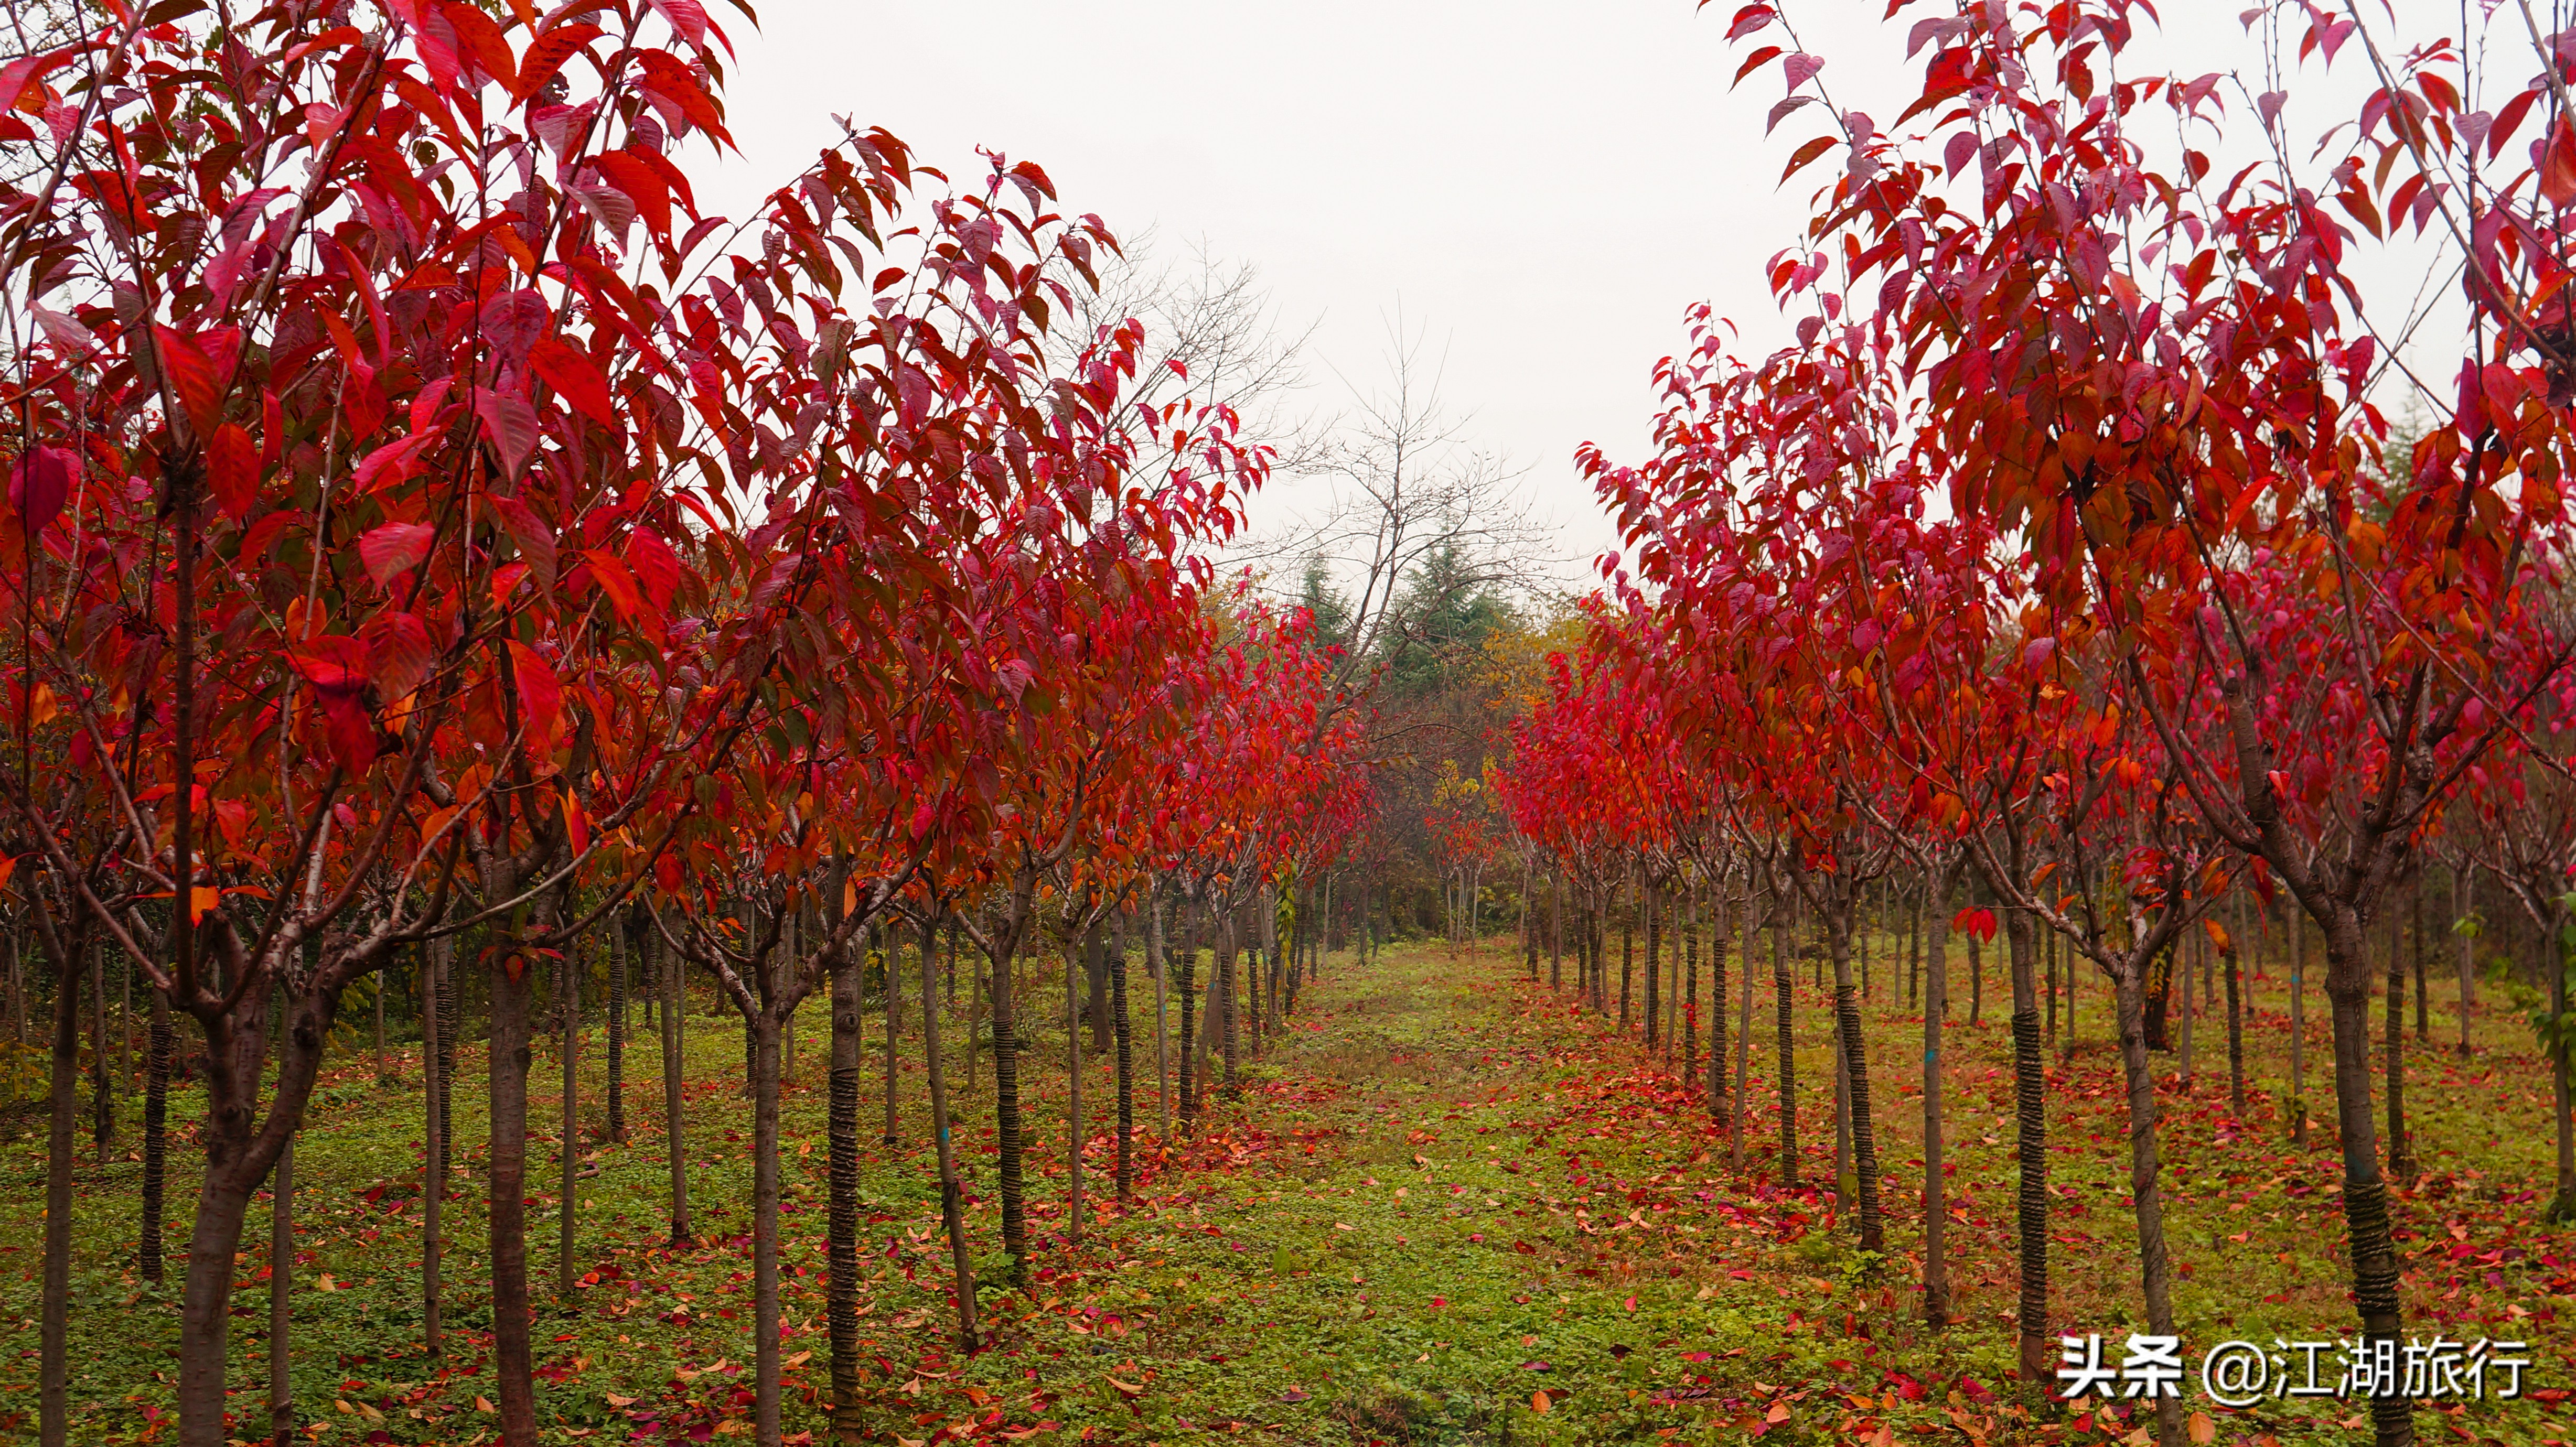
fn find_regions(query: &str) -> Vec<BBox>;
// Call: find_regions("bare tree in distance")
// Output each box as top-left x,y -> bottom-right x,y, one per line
1050,230 -> 1327,472
1250,316 -> 1559,713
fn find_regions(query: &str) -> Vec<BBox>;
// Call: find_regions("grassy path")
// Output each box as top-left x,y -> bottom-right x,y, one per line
2,937 -> 2572,1444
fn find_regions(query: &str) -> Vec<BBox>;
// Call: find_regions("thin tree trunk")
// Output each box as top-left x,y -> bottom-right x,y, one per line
2455,868 -> 2474,1057
1177,920 -> 1198,1137
2002,877 -> 2048,1401
2413,876 -> 2429,1042
1112,920 -> 1135,1207
2322,909 -> 2413,1447
489,933 -> 541,1446
38,927 -> 79,1447
919,913 -> 977,1350
1152,889 -> 1171,1142
1220,922 -> 1241,1100
989,925 -> 1028,1281
659,914 -> 692,1245
1619,877 -> 1635,1031
268,1099 -> 295,1447
421,942 -> 445,1359
748,1009 -> 785,1447
142,971 -> 171,1285
1772,889 -> 1795,1186
828,934 -> 863,1442
882,921 -> 901,1146
1708,886 -> 1729,1122
1922,864 -> 1951,1326
2385,917 -> 2413,1185
2112,958 -> 2184,1447
1643,880 -> 1660,1050
2290,904 -> 2309,1146
1824,887 -> 1880,1251
89,934 -> 110,1161
607,910 -> 627,1143
1683,889 -> 1699,1090
557,948 -> 580,1300
1067,928 -> 1088,1243
1732,889 -> 1753,1171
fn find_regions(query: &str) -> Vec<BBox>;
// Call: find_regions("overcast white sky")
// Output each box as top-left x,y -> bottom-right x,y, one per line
697,0 -> 2454,593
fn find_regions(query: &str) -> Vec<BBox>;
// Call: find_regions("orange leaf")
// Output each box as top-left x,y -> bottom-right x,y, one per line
1530,1391 -> 1551,1415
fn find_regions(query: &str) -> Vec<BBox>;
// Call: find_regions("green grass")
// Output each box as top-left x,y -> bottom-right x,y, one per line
0,933 -> 2568,1444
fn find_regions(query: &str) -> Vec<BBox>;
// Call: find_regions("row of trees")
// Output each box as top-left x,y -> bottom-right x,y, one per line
0,4 -> 1382,1446
1482,2 -> 2576,1446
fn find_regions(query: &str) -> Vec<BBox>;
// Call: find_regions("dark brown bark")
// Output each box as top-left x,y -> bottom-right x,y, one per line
2000,878 -> 2048,1401
2323,912 -> 2412,1447
607,908 -> 627,1144
1111,920 -> 1134,1207
1176,917 -> 1198,1136
142,977 -> 170,1285
658,912 -> 692,1246
488,938 -> 540,1445
1067,928 -> 1088,1243
749,1010 -> 785,1447
1707,886 -> 1729,1122
557,949 -> 579,1300
2111,956 -> 2184,1447
1772,888 -> 1796,1186
918,913 -> 978,1350
2386,918 -> 2413,1185
827,940 -> 863,1441
421,942 -> 444,1359
38,924 -> 79,1447
882,920 -> 900,1147
1922,861 -> 1952,1327
1643,880 -> 1660,1049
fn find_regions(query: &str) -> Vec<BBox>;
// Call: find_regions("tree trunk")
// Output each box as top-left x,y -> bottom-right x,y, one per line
2386,917 -> 2413,1185
142,979 -> 171,1285
1619,878 -> 1635,1031
1708,886 -> 1729,1123
1772,891 -> 1796,1186
2321,913 -> 2413,1447
607,910 -> 627,1144
2413,877 -> 2428,1042
1067,929 -> 1088,1243
1220,923 -> 1241,1100
990,926 -> 1028,1281
2289,904 -> 2308,1146
1643,881 -> 1661,1050
421,942 -> 444,1359
1922,865 -> 1951,1326
557,949 -> 580,1300
2111,957 -> 2185,1447
38,928 -> 79,1447
659,914 -> 692,1246
828,937 -> 864,1442
1732,890 -> 1754,1172
488,944 -> 540,1445
1151,891 -> 1171,1141
2455,868 -> 2474,1057
749,1009 -> 786,1447
2002,881 -> 2048,1401
1683,889 -> 1700,1090
1112,920 -> 1135,1207
89,935 -> 111,1162
918,914 -> 978,1351
1824,889 -> 1881,1252
882,920 -> 901,1147
268,1102 -> 295,1446
1177,920 -> 1198,1136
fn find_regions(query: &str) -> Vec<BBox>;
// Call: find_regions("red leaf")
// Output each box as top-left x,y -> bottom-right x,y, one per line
359,521 -> 435,587
594,151 -> 673,242
8,445 -> 73,537
581,549 -> 649,624
530,337 -> 619,428
154,326 -> 224,439
1781,134 -> 1836,182
361,611 -> 436,701
625,528 -> 685,611
207,423 -> 259,519
288,635 -> 371,695
512,22 -> 603,101
507,640 -> 562,755
2542,117 -> 2576,208
1726,3 -> 1775,39
489,493 -> 557,591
